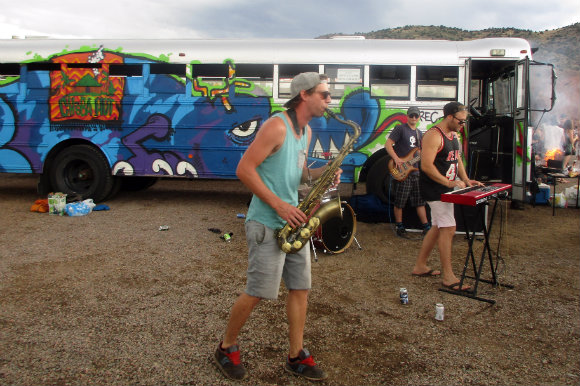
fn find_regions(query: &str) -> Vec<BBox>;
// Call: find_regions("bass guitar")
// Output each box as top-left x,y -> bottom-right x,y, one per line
388,148 -> 421,182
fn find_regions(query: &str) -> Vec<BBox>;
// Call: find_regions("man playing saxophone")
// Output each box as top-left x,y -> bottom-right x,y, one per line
214,72 -> 340,381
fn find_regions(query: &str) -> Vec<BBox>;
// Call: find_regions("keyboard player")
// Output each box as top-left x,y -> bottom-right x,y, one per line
411,102 -> 483,291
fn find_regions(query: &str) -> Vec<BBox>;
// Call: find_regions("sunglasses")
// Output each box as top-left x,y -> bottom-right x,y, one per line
315,90 -> 331,99
408,114 -> 420,119
453,116 -> 467,125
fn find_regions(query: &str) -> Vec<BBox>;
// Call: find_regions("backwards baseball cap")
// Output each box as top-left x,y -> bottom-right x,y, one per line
284,72 -> 325,107
443,101 -> 467,117
407,106 -> 420,116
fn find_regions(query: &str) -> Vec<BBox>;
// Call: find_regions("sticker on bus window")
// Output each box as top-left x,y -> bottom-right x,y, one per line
336,68 -> 361,83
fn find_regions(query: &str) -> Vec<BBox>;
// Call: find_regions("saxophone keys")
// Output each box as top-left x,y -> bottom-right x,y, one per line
292,240 -> 303,250
308,217 -> 320,228
300,228 -> 311,238
281,242 -> 292,253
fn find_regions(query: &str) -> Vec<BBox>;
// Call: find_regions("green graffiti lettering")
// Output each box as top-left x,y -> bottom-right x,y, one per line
56,95 -> 117,119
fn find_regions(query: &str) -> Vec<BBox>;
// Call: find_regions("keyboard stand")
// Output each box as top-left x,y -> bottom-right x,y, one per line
439,197 -> 514,304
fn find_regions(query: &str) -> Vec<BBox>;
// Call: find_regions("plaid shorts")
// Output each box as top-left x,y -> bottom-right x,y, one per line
393,174 -> 425,208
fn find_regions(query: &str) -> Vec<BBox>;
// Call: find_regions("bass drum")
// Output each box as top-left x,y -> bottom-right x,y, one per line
312,202 -> 357,254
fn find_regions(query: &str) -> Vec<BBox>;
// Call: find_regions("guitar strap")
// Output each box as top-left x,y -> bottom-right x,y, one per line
415,128 -> 421,148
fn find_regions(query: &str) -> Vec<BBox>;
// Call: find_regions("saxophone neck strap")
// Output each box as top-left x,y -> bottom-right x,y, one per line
287,108 -> 305,136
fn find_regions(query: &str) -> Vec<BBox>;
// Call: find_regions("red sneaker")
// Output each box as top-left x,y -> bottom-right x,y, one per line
284,348 -> 328,381
214,342 -> 247,380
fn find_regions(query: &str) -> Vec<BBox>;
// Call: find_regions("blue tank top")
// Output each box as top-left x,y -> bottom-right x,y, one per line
246,112 -> 308,229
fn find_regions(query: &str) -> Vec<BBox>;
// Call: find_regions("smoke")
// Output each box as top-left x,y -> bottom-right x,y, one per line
541,124 -> 564,152
529,41 -> 580,127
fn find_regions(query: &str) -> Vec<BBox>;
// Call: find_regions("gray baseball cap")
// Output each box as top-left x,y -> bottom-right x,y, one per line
407,106 -> 420,116
285,72 -> 324,107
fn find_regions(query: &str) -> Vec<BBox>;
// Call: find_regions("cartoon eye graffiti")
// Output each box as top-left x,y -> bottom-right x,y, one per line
228,118 -> 261,145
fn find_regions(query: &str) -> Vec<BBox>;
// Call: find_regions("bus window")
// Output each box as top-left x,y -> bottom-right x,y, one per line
469,79 -> 483,109
0,63 -> 20,79
491,75 -> 512,115
27,62 -> 60,100
110,64 -> 143,95
370,65 -> 410,99
416,66 -> 458,100
278,64 -> 318,98
235,64 -> 273,97
149,63 -> 186,94
324,65 -> 363,99
192,63 -> 229,96
28,62 -> 61,72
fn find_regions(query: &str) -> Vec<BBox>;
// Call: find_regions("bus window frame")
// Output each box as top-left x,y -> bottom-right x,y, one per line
369,64 -> 411,100
235,63 -> 273,97
26,62 -> 61,100
416,65 -> 459,101
277,64 -> 319,100
323,64 -> 364,100
148,63 -> 187,94
191,63 -> 230,96
110,63 -> 143,96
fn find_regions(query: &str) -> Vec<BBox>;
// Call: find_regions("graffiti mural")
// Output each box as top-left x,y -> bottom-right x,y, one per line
0,44 -> 445,185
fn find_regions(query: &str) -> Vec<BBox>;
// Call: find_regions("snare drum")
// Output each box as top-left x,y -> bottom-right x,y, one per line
312,202 -> 356,254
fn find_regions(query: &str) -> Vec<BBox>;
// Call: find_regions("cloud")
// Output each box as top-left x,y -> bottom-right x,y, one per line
0,0 -> 578,40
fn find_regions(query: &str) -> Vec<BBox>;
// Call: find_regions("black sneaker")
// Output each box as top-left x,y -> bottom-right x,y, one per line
284,348 -> 328,381
214,342 -> 247,380
396,226 -> 408,238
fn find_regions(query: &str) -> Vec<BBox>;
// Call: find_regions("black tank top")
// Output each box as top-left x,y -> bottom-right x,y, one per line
420,126 -> 461,201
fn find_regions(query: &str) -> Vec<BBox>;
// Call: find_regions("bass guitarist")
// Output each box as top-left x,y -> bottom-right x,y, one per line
384,107 -> 431,238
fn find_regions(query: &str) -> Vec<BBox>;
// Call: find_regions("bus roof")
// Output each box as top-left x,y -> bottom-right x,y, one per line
0,37 -> 533,65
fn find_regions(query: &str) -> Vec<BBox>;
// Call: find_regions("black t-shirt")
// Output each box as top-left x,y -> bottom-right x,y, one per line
388,123 -> 422,171
389,123 -> 421,156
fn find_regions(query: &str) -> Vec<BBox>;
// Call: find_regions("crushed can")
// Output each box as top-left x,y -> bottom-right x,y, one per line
399,288 -> 409,304
435,303 -> 444,321
221,232 -> 234,242
158,225 -> 170,231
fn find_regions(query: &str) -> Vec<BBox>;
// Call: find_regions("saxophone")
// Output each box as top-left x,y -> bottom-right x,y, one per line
276,109 -> 361,253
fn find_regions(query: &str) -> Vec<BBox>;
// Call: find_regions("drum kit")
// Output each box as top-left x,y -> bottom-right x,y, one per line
304,187 -> 362,261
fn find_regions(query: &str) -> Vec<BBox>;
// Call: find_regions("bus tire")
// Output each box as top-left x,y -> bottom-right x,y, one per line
49,144 -> 115,203
365,154 -> 395,205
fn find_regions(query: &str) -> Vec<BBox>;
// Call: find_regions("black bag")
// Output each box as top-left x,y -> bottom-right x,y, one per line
348,194 -> 393,223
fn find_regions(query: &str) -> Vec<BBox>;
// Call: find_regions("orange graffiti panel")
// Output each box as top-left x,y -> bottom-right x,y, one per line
49,52 -> 124,122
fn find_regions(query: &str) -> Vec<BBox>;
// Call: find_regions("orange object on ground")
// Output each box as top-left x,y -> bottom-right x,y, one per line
30,199 -> 49,213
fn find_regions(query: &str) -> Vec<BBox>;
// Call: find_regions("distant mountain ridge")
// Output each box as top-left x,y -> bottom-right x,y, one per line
320,23 -> 579,71
319,23 -> 579,119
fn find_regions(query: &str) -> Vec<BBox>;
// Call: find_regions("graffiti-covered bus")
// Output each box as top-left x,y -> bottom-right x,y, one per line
0,37 -> 555,202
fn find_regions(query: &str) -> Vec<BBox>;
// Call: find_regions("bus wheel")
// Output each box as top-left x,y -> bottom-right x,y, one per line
49,144 -> 115,203
365,154 -> 395,204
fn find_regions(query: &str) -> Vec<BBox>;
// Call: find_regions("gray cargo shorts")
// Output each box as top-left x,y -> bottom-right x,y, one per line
244,220 -> 311,300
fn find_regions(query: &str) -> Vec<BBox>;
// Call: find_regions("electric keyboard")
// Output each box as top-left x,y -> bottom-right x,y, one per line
441,183 -> 512,206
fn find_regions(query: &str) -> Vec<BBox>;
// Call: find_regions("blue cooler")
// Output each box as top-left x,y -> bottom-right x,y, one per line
535,184 -> 551,204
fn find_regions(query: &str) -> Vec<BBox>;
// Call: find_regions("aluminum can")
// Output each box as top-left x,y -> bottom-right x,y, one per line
399,288 -> 409,304
435,303 -> 444,321
158,225 -> 169,231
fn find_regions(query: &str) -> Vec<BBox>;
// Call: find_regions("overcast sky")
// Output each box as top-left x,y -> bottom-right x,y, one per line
1,0 -> 578,40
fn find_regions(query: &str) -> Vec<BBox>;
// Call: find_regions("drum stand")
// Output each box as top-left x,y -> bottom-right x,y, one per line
310,235 -> 362,262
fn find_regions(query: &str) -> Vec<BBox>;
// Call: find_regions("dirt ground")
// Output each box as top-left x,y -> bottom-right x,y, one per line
0,174 -> 579,386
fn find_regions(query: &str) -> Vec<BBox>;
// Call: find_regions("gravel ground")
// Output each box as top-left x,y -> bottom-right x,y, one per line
0,174 -> 579,386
